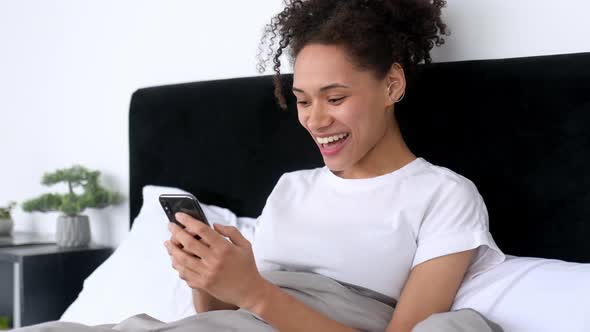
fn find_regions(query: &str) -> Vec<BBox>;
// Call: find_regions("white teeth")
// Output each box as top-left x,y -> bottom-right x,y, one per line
317,133 -> 349,144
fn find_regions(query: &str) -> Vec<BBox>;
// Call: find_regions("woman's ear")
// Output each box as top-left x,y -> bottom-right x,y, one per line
385,63 -> 407,106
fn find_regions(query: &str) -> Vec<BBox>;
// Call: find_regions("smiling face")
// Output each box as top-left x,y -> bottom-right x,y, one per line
293,43 -> 411,178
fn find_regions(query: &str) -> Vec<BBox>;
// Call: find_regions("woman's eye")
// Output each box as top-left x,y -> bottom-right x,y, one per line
297,97 -> 344,107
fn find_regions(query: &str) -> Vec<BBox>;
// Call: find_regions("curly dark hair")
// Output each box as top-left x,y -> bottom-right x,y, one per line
256,0 -> 449,111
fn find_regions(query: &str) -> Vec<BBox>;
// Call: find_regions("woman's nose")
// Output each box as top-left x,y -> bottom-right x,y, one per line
307,105 -> 333,131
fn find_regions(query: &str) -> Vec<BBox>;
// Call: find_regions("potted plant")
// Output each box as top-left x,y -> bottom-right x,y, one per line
0,201 -> 17,236
22,165 -> 124,247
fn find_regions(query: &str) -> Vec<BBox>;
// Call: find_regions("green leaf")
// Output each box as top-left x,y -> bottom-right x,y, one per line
22,193 -> 62,213
22,165 -> 124,217
0,201 -> 17,219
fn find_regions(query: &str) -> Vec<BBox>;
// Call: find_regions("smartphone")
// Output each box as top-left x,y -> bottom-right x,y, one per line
159,193 -> 210,240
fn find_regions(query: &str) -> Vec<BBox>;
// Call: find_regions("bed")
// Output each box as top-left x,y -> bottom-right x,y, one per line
60,52 -> 590,331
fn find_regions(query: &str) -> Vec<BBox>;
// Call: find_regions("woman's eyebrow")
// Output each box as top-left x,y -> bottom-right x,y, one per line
292,83 -> 351,93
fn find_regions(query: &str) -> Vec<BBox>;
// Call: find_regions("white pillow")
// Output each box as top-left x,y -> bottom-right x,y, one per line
452,254 -> 590,332
59,185 -> 256,325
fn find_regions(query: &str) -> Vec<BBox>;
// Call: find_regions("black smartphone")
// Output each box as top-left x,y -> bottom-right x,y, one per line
159,193 -> 210,240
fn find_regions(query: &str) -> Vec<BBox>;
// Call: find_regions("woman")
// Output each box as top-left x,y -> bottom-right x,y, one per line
164,0 -> 506,331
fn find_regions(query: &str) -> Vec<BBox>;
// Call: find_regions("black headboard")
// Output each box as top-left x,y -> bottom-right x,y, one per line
129,52 -> 590,263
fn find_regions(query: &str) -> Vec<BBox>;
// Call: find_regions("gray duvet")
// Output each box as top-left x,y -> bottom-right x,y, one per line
12,270 -> 502,332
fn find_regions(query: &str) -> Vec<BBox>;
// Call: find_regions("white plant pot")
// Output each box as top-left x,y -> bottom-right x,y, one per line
0,218 -> 13,236
56,214 -> 91,247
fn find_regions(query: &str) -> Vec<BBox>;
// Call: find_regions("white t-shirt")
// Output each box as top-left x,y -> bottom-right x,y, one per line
252,157 -> 506,302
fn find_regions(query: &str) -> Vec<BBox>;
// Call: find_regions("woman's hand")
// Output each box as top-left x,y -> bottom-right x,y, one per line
164,212 -> 268,309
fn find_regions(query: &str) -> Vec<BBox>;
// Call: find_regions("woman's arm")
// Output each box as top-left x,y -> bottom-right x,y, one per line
193,288 -> 239,312
244,249 -> 472,331
244,279 -> 360,332
385,248 -> 477,332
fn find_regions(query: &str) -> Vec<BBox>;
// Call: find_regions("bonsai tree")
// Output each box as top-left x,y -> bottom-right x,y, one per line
22,165 -> 124,216
0,201 -> 16,219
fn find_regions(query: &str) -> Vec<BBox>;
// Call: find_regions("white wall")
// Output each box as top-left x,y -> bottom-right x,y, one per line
431,0 -> 590,61
1,0 -> 589,247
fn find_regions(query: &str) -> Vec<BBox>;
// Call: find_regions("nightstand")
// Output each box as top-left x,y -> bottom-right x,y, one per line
0,244 -> 113,329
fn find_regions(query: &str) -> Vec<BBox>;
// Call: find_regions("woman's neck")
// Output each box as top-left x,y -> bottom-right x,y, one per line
333,119 -> 416,179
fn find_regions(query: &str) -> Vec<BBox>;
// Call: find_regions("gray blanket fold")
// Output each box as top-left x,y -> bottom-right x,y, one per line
10,270 -> 500,332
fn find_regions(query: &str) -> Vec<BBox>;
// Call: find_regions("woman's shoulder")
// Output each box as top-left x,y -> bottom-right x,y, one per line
409,158 -> 478,189
268,166 -> 325,196
279,166 -> 325,183
402,158 -> 482,205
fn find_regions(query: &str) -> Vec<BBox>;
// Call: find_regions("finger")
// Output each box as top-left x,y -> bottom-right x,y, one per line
171,213 -> 210,246
169,233 -> 186,251
169,222 -> 212,258
166,240 -> 207,273
175,212 -> 224,247
171,237 -> 181,247
168,254 -> 204,290
170,233 -> 183,248
213,224 -> 251,248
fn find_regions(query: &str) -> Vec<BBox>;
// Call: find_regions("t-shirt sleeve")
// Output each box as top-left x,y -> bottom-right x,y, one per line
411,178 -> 505,279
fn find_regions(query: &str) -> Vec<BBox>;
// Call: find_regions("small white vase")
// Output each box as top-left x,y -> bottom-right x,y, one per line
56,214 -> 91,247
0,218 -> 13,236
